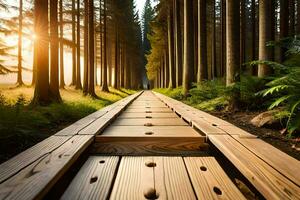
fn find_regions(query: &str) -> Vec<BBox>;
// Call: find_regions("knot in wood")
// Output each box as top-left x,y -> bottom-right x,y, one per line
145,161 -> 156,167
144,188 -> 159,199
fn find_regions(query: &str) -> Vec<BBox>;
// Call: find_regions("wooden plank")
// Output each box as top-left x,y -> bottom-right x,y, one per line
124,107 -> 172,113
126,105 -> 168,108
93,136 -> 208,155
218,125 -> 257,138
101,126 -> 200,137
184,157 -> 246,200
61,156 -> 119,200
130,102 -> 166,106
154,157 -> 197,200
209,135 -> 300,200
118,112 -> 178,119
192,119 -> 227,136
112,118 -> 188,126
232,136 -> 300,186
0,136 -> 70,184
0,135 -> 93,200
77,117 -> 112,135
110,157 -> 154,200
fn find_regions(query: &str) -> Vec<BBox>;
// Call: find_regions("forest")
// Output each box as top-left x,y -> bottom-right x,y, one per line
146,0 -> 300,157
0,0 -> 299,163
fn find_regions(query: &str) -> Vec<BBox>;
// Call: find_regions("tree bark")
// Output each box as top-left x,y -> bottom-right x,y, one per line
280,0 -> 289,61
226,0 -> 240,86
289,0 -> 295,36
17,0 -> 23,86
183,0 -> 194,96
220,0 -> 226,77
59,0 -> 65,88
71,0 -> 76,86
240,0 -> 246,70
258,0 -> 273,77
251,0 -> 257,75
75,0 -> 82,89
87,0 -> 95,96
50,0 -> 61,102
83,0 -> 89,94
297,0 -> 300,34
101,0 -> 109,92
174,0 -> 182,87
168,5 -> 175,88
197,0 -> 208,82
33,0 -> 50,105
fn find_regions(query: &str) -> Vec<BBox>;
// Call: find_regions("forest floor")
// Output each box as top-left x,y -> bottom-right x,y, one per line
0,84 -> 136,164
155,88 -> 300,161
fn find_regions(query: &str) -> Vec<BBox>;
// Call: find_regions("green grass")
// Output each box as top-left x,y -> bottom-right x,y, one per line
0,85 -> 136,163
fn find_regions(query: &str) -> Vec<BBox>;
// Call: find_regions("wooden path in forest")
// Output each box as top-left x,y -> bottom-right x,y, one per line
0,91 -> 299,200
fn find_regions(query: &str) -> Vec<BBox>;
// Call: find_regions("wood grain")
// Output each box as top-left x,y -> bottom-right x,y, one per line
0,136 -> 70,184
232,136 -> 300,186
93,136 -> 207,156
61,156 -> 119,200
217,125 -> 257,138
209,135 -> 300,200
112,118 -> 188,126
124,107 -> 173,113
192,119 -> 226,135
110,157 -> 154,200
154,157 -> 197,200
184,157 -> 246,200
0,135 -> 93,200
118,112 -> 178,119
101,126 -> 200,137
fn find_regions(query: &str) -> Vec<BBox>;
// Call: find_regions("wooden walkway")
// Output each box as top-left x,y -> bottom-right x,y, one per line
0,91 -> 299,200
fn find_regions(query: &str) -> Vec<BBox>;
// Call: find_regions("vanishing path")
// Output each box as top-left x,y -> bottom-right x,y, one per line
0,91 -> 299,199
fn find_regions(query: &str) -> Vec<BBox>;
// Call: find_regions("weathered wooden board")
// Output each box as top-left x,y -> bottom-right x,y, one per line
0,136 -> 70,184
111,118 -> 188,126
124,107 -> 172,113
93,136 -> 207,155
209,135 -> 300,200
232,136 -> 300,186
77,117 -> 112,135
110,157 -> 154,200
184,157 -> 246,200
154,157 -> 197,200
61,156 -> 119,200
118,112 -> 178,119
0,135 -> 93,200
218,125 -> 257,138
192,119 -> 227,135
101,126 -> 200,137
130,101 -> 166,106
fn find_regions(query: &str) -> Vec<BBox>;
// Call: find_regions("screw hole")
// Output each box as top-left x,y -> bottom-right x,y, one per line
144,188 -> 159,199
145,161 -> 156,167
213,187 -> 222,195
200,166 -> 207,171
212,124 -> 217,127
99,160 -> 105,164
146,116 -> 152,119
90,176 -> 98,184
145,131 -> 154,135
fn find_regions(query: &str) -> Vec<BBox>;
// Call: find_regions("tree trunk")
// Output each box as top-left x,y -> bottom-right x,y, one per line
280,0 -> 289,61
297,0 -> 300,34
289,0 -> 295,36
220,0 -> 226,77
258,0 -> 273,77
211,0 -> 216,78
251,0 -> 257,75
17,0 -> 23,86
168,5 -> 175,89
71,0 -> 76,86
101,0 -> 109,92
59,0 -> 65,88
174,0 -> 182,87
87,0 -> 95,96
33,0 -> 50,105
226,0 -> 240,86
240,0 -> 246,70
197,0 -> 208,82
50,0 -> 61,102
114,25 -> 119,89
75,0 -> 82,89
83,0 -> 89,94
183,0 -> 194,96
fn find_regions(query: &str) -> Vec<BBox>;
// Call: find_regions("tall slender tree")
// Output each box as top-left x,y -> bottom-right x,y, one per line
71,0 -> 76,86
17,0 -> 23,86
280,0 -> 289,61
183,0 -> 194,96
83,0 -> 89,93
102,0 -> 109,92
32,0 -> 50,104
75,0 -> 82,89
50,0 -> 61,101
59,0 -> 65,88
197,0 -> 208,82
168,4 -> 175,88
174,0 -> 182,87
